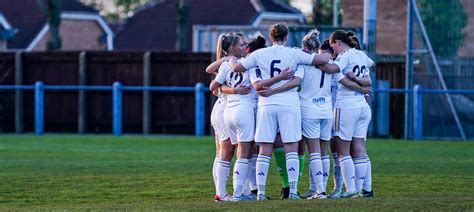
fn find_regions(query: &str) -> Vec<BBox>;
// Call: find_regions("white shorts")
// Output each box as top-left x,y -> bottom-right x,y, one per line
302,118 -> 332,141
224,104 -> 256,145
255,105 -> 301,143
333,106 -> 372,141
210,99 -> 230,142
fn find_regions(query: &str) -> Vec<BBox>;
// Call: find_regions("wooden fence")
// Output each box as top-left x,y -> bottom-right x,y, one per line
0,51 -> 410,136
376,61 -> 405,138
0,51 -> 213,134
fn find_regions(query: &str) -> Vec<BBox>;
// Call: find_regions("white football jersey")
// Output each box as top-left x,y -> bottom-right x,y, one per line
241,45 -> 313,106
215,60 -> 257,107
332,48 -> 372,109
298,56 -> 334,119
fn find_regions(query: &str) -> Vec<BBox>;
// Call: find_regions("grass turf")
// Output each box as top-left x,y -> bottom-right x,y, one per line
0,135 -> 473,210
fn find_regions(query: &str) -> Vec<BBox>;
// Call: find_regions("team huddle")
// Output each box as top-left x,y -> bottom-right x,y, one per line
206,23 -> 374,201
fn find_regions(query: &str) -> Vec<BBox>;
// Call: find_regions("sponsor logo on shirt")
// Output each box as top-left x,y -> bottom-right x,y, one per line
312,97 -> 326,104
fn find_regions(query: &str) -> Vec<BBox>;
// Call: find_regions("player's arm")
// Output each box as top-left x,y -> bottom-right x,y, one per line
209,80 -> 222,92
252,68 -> 293,91
346,72 -> 372,87
257,76 -> 302,97
339,77 -> 372,94
221,85 -> 251,95
319,63 -> 341,74
311,53 -> 332,66
206,57 -> 228,74
296,50 -> 333,73
210,81 -> 250,95
228,56 -> 247,73
319,51 -> 351,74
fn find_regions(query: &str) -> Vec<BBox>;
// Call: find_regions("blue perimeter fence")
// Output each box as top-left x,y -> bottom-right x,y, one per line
0,82 -> 208,136
1,81 -> 473,140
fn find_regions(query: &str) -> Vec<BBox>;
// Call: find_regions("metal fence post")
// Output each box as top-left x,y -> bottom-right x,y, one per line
15,51 -> 23,133
35,81 -> 44,135
78,51 -> 87,134
376,80 -> 390,137
143,51 -> 152,135
413,84 -> 423,140
113,82 -> 122,136
194,82 -> 205,136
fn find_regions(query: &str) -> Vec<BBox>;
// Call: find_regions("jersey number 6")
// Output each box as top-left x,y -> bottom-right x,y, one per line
270,60 -> 281,78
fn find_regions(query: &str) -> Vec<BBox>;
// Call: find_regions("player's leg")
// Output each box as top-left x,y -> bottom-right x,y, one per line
298,139 -> 306,180
320,118 -> 333,193
362,150 -> 373,197
351,106 -> 372,196
306,136 -> 326,199
232,142 -> 252,201
320,140 -> 330,194
215,138 -> 234,201
301,138 -> 316,198
301,117 -> 323,199
328,139 -> 344,198
212,134 -> 220,189
210,101 -> 221,199
329,109 -> 343,198
242,143 -> 258,199
333,108 -> 358,198
279,105 -> 303,199
254,105 -> 277,200
214,108 -> 235,201
231,105 -> 255,201
351,138 -> 367,193
273,134 -> 290,199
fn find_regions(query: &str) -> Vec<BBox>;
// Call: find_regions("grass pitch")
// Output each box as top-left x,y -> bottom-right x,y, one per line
0,135 -> 473,210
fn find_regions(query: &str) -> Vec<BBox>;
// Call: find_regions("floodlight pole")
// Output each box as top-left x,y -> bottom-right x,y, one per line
363,0 -> 377,59
405,0 -> 413,139
364,0 -> 377,135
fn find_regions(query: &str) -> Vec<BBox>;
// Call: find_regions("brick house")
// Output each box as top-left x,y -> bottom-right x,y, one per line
115,0 -> 306,51
0,0 -> 113,51
342,0 -> 474,57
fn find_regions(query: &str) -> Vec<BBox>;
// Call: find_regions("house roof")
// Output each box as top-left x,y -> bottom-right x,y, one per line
115,0 -> 304,51
0,12 -> 15,40
0,0 -> 99,49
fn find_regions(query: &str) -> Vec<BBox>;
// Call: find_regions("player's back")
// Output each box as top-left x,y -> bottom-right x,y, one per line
246,45 -> 310,106
215,61 -> 256,107
335,48 -> 369,109
299,62 -> 333,116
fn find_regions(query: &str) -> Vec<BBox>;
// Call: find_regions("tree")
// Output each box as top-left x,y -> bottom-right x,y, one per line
175,0 -> 188,51
80,0 -> 151,20
311,0 -> 333,25
418,0 -> 467,57
37,0 -> 62,50
284,0 -> 340,26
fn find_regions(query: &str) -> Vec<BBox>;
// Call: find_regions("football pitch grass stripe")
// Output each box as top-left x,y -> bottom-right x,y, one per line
0,135 -> 473,210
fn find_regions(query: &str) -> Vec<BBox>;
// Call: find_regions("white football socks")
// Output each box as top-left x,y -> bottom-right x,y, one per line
286,152 -> 300,195
256,154 -> 271,196
215,160 -> 230,197
363,155 -> 372,192
232,158 -> 249,197
332,153 -> 343,192
309,153 -> 324,194
322,155 -> 330,192
339,155 -> 356,193
354,156 -> 368,192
